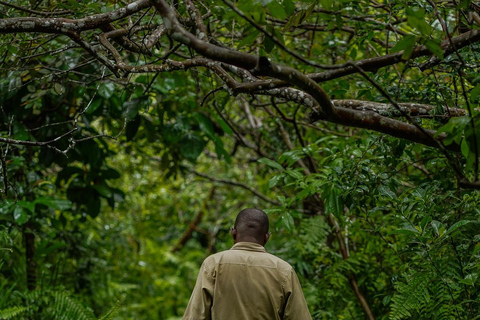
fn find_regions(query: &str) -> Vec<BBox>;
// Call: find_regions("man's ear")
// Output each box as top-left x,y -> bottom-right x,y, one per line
230,228 -> 237,240
265,232 -> 271,245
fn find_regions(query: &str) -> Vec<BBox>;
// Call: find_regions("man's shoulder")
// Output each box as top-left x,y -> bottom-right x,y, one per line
203,247 -> 293,271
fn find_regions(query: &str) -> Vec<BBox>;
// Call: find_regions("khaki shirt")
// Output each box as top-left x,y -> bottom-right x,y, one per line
183,242 -> 312,320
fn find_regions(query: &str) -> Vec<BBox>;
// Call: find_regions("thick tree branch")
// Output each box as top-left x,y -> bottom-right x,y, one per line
332,100 -> 468,118
314,107 -> 460,152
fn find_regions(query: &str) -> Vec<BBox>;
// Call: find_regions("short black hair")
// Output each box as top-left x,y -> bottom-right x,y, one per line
234,208 -> 269,236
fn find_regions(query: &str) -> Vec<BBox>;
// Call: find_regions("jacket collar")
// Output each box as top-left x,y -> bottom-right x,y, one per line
231,241 -> 266,252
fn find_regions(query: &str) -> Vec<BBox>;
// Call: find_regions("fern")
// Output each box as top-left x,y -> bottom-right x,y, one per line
98,300 -> 121,320
0,289 -> 121,320
52,291 -> 96,320
427,280 -> 456,320
0,306 -> 28,319
389,271 -> 433,320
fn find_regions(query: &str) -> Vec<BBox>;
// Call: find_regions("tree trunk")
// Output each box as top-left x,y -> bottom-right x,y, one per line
24,223 -> 36,291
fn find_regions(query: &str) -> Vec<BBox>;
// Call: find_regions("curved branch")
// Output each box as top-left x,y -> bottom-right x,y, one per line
0,1 -> 71,16
191,170 -> 281,206
151,0 -> 336,118
332,100 -> 468,118
233,29 -> 480,92
313,107 -> 460,152
0,0 -> 151,33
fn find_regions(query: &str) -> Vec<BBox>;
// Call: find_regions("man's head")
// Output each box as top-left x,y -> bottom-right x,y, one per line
231,208 -> 271,246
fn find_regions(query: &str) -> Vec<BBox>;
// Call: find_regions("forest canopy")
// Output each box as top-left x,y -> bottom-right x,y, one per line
0,0 -> 480,319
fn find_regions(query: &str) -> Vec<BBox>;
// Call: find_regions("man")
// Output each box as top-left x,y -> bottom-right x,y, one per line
183,208 -> 312,320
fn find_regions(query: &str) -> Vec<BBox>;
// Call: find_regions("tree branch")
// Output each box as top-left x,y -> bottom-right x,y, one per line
0,1 -> 71,16
0,0 -> 151,33
191,170 -> 281,206
172,187 -> 216,252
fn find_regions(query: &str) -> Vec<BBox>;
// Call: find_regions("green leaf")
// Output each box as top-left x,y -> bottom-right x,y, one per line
268,175 -> 282,188
388,229 -> 418,236
389,223 -> 420,236
237,30 -> 260,48
285,169 -> 302,180
124,96 -> 149,120
284,11 -> 304,30
406,8 -> 432,35
264,34 -> 275,53
435,116 -> 470,145
193,112 -> 215,138
35,198 -> 72,211
279,150 -> 304,166
431,220 -> 444,236
283,0 -> 295,15
54,83 -> 65,94
320,0 -> 332,9
215,117 -> 233,135
13,123 -> 29,141
446,220 -> 471,235
92,184 -> 113,198
458,0 -> 472,8
126,115 -> 141,141
86,97 -> 103,114
461,138 -> 470,158
100,168 -> 121,180
425,40 -> 443,59
13,207 -> 29,225
179,134 -> 207,161
470,84 -> 480,102
391,35 -> 416,60
268,1 -> 287,19
378,185 -> 396,199
281,212 -> 295,232
325,187 -> 343,219
162,122 -> 186,143
86,195 -> 101,218
258,158 -> 284,171
98,82 -> 115,99
305,2 -> 316,19
16,200 -> 35,213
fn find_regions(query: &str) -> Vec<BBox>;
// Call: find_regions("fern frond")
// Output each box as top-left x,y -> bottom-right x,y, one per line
389,271 -> 433,320
52,291 -> 96,320
98,300 -> 121,320
0,306 -> 28,319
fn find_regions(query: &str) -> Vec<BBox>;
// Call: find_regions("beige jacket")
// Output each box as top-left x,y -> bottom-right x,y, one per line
183,242 -> 312,320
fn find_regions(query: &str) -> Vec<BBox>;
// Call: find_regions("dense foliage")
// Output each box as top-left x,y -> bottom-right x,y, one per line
0,0 -> 480,319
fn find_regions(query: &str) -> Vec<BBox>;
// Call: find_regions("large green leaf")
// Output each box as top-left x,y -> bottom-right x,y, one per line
179,134 -> 207,161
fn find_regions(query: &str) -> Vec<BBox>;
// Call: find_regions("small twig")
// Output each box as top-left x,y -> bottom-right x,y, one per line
201,87 -> 225,107
427,0 -> 466,66
66,31 -> 121,77
19,45 -> 78,60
